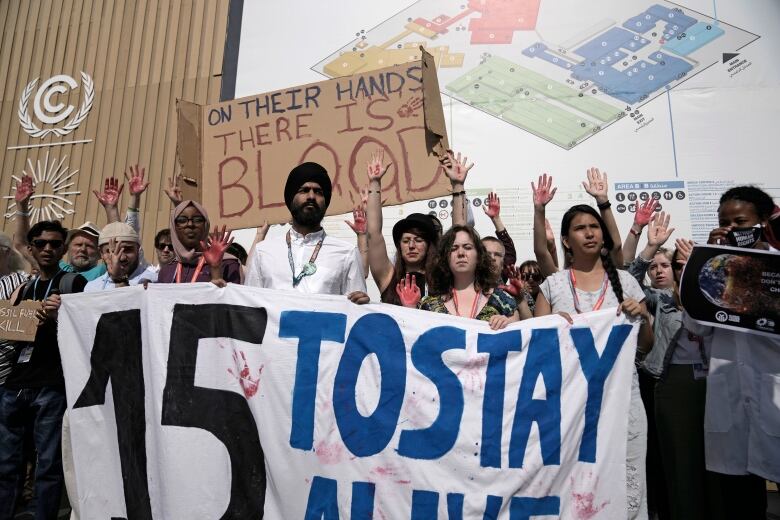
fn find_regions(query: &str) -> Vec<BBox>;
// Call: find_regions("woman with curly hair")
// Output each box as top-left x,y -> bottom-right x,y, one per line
398,225 -> 522,330
534,204 -> 653,519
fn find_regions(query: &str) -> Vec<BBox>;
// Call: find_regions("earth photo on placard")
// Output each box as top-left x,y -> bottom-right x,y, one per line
698,253 -> 779,316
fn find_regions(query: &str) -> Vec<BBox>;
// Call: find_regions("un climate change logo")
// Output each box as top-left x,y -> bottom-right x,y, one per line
18,72 -> 94,139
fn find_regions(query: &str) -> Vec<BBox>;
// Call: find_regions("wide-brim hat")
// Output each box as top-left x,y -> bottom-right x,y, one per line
392,213 -> 436,247
66,221 -> 100,244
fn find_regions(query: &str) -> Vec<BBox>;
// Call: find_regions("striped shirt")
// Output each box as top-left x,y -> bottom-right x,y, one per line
1,271 -> 31,385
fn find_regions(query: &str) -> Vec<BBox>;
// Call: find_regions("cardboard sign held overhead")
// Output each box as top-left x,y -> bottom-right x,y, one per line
178,49 -> 450,228
0,300 -> 40,342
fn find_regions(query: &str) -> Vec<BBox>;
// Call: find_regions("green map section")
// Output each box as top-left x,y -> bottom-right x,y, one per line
446,56 -> 625,148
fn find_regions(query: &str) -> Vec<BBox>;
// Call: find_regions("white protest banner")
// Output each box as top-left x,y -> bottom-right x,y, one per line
58,284 -> 638,519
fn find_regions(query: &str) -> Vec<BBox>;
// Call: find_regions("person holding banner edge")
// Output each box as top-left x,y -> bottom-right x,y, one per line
244,162 -> 369,302
0,220 -> 87,520
157,200 -> 241,286
398,224 -> 522,330
534,203 -> 653,519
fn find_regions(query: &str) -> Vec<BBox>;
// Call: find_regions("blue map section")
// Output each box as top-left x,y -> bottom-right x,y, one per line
574,27 -> 649,61
663,21 -> 724,55
523,3 -> 719,106
522,43 -> 577,71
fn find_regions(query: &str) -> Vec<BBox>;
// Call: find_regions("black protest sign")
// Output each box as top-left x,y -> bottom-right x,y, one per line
680,244 -> 780,336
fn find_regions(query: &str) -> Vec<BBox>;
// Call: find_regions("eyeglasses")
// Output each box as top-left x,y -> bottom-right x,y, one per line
156,243 -> 174,251
30,239 -> 64,249
174,215 -> 206,227
521,272 -> 542,282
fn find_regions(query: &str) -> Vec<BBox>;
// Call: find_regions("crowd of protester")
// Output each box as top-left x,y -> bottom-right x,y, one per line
0,151 -> 778,519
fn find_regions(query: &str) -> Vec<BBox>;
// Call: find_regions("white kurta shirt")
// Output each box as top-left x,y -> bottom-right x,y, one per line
244,228 -> 366,295
683,312 -> 780,482
84,263 -> 158,292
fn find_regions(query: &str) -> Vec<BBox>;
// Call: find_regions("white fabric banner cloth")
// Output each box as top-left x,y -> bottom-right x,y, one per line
58,284 -> 638,519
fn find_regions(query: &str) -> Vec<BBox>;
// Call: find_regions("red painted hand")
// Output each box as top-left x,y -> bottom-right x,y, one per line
483,192 -> 500,219
92,177 -> 124,208
124,164 -> 150,196
395,273 -> 421,308
201,225 -> 234,267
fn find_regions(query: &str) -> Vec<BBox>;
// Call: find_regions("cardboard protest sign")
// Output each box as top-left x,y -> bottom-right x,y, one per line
59,285 -> 638,518
680,244 -> 780,336
0,300 -> 40,342
177,49 -> 450,229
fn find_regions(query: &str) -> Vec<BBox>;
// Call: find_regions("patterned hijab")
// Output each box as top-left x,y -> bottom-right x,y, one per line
170,200 -> 210,265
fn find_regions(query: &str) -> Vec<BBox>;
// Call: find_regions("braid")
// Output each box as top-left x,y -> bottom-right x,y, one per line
601,252 -> 624,304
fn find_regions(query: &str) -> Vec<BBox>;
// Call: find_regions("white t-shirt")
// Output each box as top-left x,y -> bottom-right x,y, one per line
540,268 -> 646,314
244,228 -> 366,295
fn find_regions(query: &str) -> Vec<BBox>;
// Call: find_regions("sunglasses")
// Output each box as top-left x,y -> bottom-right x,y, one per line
174,216 -> 206,226
30,239 -> 64,249
156,243 -> 174,251
521,272 -> 542,282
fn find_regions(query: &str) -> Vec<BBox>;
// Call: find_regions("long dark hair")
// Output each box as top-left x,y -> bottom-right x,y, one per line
560,205 -> 624,303
381,227 -> 438,305
428,225 -> 497,298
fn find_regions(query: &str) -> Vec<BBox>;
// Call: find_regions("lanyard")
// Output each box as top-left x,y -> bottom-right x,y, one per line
286,231 -> 324,287
32,269 -> 63,300
174,257 -> 206,283
569,269 -> 609,314
452,289 -> 481,319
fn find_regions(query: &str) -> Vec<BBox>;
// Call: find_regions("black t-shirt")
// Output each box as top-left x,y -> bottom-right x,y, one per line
4,271 -> 87,389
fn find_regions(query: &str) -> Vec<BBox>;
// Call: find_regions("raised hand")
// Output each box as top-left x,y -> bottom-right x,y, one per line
366,149 -> 391,181
395,273 -> 421,308
674,238 -> 695,265
502,265 -> 527,298
544,218 -> 556,246
482,192 -> 500,219
255,221 -> 270,243
201,225 -> 233,267
164,172 -> 183,205
440,150 -> 473,186
15,175 -> 35,208
582,167 -> 609,204
634,197 -> 658,227
345,203 -> 367,235
531,173 -> 557,209
646,211 -> 674,247
92,177 -> 124,209
105,238 -> 130,281
124,164 -> 150,196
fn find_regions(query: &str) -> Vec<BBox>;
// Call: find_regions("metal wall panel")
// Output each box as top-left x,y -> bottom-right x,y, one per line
0,0 -> 230,251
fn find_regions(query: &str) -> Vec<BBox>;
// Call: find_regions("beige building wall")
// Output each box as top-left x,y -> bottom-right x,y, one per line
0,0 -> 230,252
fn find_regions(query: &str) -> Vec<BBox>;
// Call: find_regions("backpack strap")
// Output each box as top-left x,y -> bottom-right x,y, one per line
57,272 -> 82,295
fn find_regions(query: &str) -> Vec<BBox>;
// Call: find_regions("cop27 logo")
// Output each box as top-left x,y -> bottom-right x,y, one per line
18,72 -> 94,138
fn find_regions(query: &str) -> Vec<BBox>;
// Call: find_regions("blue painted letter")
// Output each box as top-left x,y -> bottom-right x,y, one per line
334,314 -> 406,456
304,476 -> 338,520
509,328 -> 561,468
509,496 -> 560,520
279,311 -> 346,450
398,326 -> 465,459
477,330 -> 522,468
570,324 -> 632,462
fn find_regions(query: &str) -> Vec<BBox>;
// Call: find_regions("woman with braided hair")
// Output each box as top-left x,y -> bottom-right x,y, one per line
534,204 -> 653,519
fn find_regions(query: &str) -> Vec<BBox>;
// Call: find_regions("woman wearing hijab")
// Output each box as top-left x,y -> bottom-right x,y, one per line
157,200 -> 240,285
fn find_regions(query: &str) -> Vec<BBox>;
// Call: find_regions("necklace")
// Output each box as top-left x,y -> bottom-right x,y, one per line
174,257 -> 205,283
569,269 -> 609,314
452,287 -> 481,319
32,269 -> 63,300
287,230 -> 324,287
